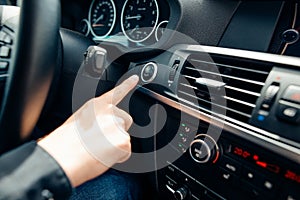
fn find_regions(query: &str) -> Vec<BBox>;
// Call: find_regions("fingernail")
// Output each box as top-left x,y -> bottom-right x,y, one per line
129,75 -> 139,82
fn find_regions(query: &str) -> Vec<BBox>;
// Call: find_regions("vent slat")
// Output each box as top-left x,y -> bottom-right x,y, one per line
178,54 -> 272,123
190,58 -> 270,74
178,86 -> 255,116
178,90 -> 252,118
179,83 -> 257,106
224,85 -> 260,97
184,67 -> 265,86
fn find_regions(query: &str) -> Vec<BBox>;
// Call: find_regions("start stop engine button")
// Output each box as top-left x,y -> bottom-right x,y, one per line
141,62 -> 158,83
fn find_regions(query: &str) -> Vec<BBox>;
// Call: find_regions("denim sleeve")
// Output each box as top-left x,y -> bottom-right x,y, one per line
0,141 -> 73,200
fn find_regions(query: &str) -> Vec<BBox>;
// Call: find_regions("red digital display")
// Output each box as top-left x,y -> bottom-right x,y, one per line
285,170 -> 300,184
231,145 -> 280,174
255,161 -> 280,173
227,144 -> 300,184
233,147 -> 251,158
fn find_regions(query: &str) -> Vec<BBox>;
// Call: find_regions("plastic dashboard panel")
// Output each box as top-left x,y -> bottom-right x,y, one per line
126,44 -> 300,199
58,0 -> 300,199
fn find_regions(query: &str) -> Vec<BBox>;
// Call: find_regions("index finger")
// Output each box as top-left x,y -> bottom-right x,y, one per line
102,75 -> 139,105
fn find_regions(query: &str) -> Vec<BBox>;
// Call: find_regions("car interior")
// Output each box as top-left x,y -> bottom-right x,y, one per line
0,0 -> 300,199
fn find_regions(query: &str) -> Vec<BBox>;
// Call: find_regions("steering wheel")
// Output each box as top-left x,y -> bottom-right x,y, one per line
0,0 -> 61,153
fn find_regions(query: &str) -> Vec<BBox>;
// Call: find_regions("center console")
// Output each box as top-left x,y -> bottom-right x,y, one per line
128,44 -> 300,200
157,120 -> 300,200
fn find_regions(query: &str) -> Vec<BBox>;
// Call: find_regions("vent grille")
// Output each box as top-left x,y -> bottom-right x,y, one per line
178,54 -> 273,123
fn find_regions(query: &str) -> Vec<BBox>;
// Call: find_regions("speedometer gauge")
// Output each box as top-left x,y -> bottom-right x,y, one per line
121,0 -> 159,43
89,0 -> 116,38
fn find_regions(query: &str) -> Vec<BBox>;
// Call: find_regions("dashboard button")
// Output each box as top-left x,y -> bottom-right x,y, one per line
0,31 -> 12,44
189,139 -> 210,163
169,61 -> 180,82
165,165 -> 180,180
261,84 -> 280,111
241,167 -> 263,186
220,156 -> 241,175
0,61 -> 8,70
282,85 -> 300,104
180,122 -> 197,134
277,101 -> 300,124
165,175 -> 178,189
283,108 -> 297,118
190,134 -> 220,164
0,46 -> 10,58
141,62 -> 158,83
217,168 -> 238,185
282,29 -> 300,44
262,179 -> 275,192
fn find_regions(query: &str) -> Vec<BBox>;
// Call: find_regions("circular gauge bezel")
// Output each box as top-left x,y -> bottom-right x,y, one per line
155,20 -> 168,41
80,19 -> 91,37
88,0 -> 117,38
121,0 -> 160,43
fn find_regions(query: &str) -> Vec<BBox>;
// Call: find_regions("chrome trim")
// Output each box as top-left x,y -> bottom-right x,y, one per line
0,74 -> 9,78
184,67 -> 265,86
138,86 -> 300,161
88,0 -> 117,38
140,62 -> 158,83
279,99 -> 300,109
223,96 -> 256,108
121,0 -> 160,43
166,185 -> 175,194
155,20 -> 169,42
189,139 -> 211,163
190,58 -> 269,75
281,3 -> 298,55
225,85 -> 261,97
179,83 -> 197,90
185,45 -> 300,67
178,90 -> 252,118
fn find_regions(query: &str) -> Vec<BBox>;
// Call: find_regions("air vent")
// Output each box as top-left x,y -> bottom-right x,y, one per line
178,53 -> 273,123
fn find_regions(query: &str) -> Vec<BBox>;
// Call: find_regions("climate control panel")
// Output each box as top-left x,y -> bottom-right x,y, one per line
157,120 -> 300,200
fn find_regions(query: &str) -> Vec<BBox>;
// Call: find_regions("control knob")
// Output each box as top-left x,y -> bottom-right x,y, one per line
174,187 -> 189,200
189,134 -> 220,164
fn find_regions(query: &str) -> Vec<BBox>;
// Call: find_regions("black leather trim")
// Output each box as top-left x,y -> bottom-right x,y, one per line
60,28 -> 95,74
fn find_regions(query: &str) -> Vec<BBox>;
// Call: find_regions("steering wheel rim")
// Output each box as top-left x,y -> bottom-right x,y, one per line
0,0 -> 61,153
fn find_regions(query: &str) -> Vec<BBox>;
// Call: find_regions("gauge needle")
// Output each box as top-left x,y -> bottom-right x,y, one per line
129,27 -> 138,34
126,15 -> 142,20
92,24 -> 105,27
93,14 -> 104,25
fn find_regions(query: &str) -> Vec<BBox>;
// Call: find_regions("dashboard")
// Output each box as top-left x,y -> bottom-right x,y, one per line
61,0 -> 170,47
58,0 -> 300,200
1,0 -> 300,199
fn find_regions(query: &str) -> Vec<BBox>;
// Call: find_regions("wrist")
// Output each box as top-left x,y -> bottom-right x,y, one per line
38,123 -> 108,187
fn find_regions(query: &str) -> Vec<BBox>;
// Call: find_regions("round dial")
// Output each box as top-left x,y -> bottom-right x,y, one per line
79,19 -> 91,36
174,187 -> 189,200
155,20 -> 168,41
89,0 -> 116,38
189,134 -> 220,164
121,0 -> 159,43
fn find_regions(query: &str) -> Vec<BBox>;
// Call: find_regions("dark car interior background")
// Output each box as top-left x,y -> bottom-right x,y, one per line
1,0 -> 300,199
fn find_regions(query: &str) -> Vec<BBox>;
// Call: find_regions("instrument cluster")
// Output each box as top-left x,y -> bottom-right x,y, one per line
80,0 -> 170,45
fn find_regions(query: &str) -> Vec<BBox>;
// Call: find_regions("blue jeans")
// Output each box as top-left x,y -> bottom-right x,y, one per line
69,169 -> 141,200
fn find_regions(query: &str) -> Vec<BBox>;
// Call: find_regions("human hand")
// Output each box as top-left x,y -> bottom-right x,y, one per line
38,75 -> 139,187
